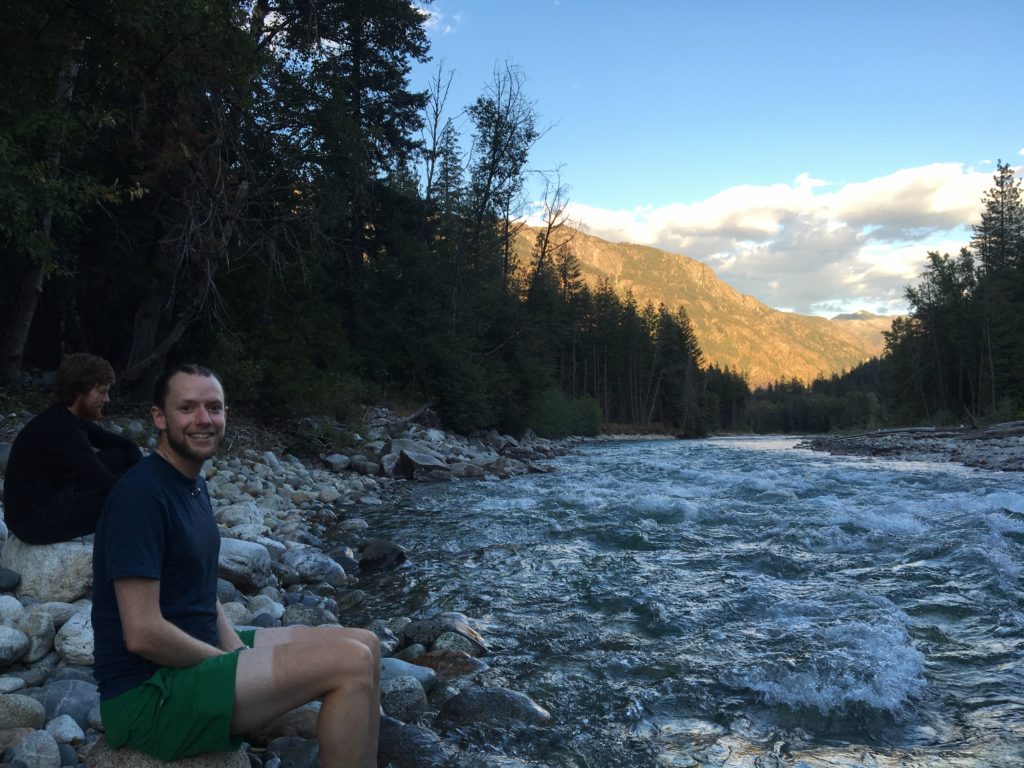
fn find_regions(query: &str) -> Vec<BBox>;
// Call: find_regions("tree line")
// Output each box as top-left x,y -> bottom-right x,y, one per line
745,162 -> 1024,434
1,0 -> 735,437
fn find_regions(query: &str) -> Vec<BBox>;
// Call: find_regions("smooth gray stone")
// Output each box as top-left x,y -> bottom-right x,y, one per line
0,692 -> 46,729
264,737 -> 318,768
380,676 -> 428,723
0,567 -> 20,592
380,657 -> 437,692
27,679 -> 99,730
5,728 -> 60,768
442,686 -> 552,726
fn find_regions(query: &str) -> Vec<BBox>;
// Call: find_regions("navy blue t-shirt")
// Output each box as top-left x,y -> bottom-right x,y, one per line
92,453 -> 221,699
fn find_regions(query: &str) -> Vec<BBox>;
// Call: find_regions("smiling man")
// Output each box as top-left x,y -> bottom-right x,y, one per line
3,353 -> 142,544
91,363 -> 380,766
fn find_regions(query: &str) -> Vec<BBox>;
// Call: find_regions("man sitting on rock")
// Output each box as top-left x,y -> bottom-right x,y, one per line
3,353 -> 142,544
92,363 -> 381,766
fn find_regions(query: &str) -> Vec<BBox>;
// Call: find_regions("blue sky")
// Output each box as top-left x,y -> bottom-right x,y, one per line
410,1 -> 1024,317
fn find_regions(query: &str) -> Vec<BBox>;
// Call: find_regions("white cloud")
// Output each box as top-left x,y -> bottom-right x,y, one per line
419,5 -> 461,36
568,163 -> 995,317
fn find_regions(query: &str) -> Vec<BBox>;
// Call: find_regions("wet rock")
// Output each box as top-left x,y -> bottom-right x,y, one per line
380,676 -> 428,723
442,686 -> 552,726
402,618 -> 487,655
381,658 -> 438,693
408,649 -> 489,680
0,693 -> 46,729
432,631 -> 480,656
378,715 -> 451,768
0,538 -> 92,603
358,539 -> 406,571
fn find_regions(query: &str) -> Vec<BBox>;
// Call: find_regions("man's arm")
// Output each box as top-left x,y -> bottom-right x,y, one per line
114,578 -> 225,667
216,601 -> 246,652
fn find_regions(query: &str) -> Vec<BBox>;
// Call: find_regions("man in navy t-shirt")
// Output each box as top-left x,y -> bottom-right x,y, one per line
91,364 -> 380,765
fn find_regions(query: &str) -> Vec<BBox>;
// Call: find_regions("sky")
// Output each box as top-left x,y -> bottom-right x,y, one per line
410,0 -> 1024,317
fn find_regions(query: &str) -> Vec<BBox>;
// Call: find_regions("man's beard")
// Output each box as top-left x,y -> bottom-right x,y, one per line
164,427 -> 222,464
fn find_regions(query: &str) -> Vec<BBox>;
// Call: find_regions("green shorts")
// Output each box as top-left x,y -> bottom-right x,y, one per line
100,630 -> 256,761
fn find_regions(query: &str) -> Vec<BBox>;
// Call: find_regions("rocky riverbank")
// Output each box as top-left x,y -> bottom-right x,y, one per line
796,421 -> 1024,472
0,405 -> 572,767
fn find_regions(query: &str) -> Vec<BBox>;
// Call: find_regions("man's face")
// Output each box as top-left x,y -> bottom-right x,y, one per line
151,373 -> 226,470
70,384 -> 111,421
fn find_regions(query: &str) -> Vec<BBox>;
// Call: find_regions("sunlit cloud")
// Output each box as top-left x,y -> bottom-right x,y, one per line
419,5 -> 461,36
566,163 -> 996,317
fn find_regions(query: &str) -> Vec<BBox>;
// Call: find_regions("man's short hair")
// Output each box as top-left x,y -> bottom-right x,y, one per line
152,364 -> 223,409
52,353 -> 116,406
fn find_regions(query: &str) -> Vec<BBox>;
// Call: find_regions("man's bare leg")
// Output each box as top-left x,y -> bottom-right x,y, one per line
231,626 -> 381,768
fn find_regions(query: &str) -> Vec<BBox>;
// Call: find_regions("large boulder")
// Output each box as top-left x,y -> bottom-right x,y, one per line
279,548 -> 347,586
85,738 -> 249,767
442,685 -> 553,726
0,536 -> 92,602
217,538 -> 274,593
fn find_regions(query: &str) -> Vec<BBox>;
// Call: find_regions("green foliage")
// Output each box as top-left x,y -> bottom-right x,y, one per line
526,388 -> 602,438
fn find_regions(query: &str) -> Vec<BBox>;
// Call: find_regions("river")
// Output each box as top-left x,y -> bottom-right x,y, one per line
352,436 -> 1024,767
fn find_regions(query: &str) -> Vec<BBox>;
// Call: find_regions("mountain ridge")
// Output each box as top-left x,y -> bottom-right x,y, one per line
516,226 -> 895,388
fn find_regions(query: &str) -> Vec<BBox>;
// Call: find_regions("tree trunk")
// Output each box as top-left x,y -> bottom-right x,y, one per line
0,47 -> 82,387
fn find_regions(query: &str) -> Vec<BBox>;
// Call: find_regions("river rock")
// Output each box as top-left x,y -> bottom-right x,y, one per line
358,539 -> 406,571
0,675 -> 27,693
245,705 -> 318,746
281,604 -> 338,627
381,657 -> 438,692
32,603 -> 78,630
0,566 -> 20,592
0,537 -> 92,602
322,454 -> 350,473
85,737 -> 249,767
279,548 -> 347,586
17,607 -> 55,663
27,679 -> 99,730
0,693 -> 46,729
45,713 -> 85,745
213,501 -> 264,528
407,649 -> 488,680
380,676 -> 428,723
0,594 -> 25,625
401,617 -> 487,655
245,595 -> 285,623
4,728 -> 60,767
442,686 -> 552,726
54,609 -> 93,665
378,715 -> 450,768
265,736 -> 319,768
0,626 -> 30,666
217,538 -> 274,592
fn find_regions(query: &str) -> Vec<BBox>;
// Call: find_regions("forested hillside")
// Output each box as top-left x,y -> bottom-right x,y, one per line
513,228 -> 890,387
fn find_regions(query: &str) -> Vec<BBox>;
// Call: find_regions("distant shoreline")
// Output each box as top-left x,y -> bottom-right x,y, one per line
796,423 -> 1024,472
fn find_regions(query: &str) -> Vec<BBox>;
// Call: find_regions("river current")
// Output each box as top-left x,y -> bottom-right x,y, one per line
352,436 -> 1024,767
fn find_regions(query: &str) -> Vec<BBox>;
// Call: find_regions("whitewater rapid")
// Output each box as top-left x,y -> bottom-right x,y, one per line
354,436 -> 1024,767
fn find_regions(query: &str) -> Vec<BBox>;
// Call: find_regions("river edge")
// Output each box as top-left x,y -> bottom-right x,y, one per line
795,421 -> 1024,472
0,405 -> 576,767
